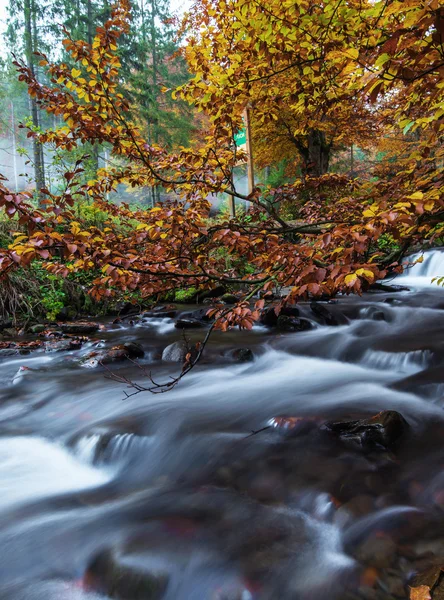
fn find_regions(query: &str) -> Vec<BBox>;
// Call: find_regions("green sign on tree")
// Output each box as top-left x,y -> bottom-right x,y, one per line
234,128 -> 246,146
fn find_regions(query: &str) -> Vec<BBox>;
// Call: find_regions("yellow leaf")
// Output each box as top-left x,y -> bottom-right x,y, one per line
160,232 -> 168,239
344,273 -> 358,285
71,68 -> 81,78
356,268 -> 375,281
407,191 -> 423,200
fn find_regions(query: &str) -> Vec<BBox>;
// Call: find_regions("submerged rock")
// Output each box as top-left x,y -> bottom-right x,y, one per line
276,315 -> 312,332
323,410 -> 409,450
83,342 -> 145,366
60,322 -> 100,334
310,301 -> 340,326
85,550 -> 168,600
45,337 -> 85,352
174,318 -> 204,329
230,348 -> 254,363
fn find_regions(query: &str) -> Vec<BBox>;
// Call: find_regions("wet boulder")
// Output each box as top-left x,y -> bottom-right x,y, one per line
276,315 -> 312,332
100,342 -> 145,364
354,534 -> 397,568
197,285 -> 226,302
180,308 -> 214,323
310,301 -> 340,326
60,321 -> 100,335
230,348 -> 254,363
220,293 -> 239,304
323,410 -> 409,450
174,318 -> 204,329
143,305 -> 177,319
30,324 -> 45,334
45,337 -> 85,352
85,550 -> 168,600
162,341 -> 196,363
260,304 -> 301,327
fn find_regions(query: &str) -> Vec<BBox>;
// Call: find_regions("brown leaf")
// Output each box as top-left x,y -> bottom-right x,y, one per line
410,585 -> 431,600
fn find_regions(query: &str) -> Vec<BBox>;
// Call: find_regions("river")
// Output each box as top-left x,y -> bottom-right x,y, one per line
1,250 -> 444,599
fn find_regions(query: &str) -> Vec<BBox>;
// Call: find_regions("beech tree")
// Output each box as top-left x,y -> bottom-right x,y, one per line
0,0 -> 442,339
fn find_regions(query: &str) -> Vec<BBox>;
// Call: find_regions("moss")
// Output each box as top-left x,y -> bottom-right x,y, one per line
174,287 -> 198,303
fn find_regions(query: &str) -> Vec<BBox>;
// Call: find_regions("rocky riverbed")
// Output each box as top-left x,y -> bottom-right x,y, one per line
1,251 -> 444,599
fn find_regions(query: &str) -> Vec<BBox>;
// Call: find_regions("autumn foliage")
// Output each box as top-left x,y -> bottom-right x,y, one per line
0,0 -> 443,330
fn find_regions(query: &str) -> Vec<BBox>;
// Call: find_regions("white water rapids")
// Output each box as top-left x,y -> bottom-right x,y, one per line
0,250 -> 444,599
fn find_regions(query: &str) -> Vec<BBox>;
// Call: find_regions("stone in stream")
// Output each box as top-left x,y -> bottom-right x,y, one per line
323,410 -> 409,450
174,318 -> 204,329
354,535 -> 397,569
276,315 -> 312,332
45,337 -> 85,352
85,550 -> 168,600
230,348 -> 254,363
260,304 -> 301,327
94,342 -> 145,364
29,324 -> 46,334
60,321 -> 100,334
162,341 -> 197,362
310,301 -> 340,325
220,293 -> 240,304
143,305 -> 177,319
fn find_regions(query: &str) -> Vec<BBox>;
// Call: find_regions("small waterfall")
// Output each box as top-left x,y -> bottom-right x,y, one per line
361,349 -> 432,374
74,432 -> 153,465
105,433 -> 153,462
74,433 -> 102,463
397,249 -> 444,285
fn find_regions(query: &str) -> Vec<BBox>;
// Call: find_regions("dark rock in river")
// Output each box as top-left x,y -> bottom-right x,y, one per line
60,322 -> 100,334
181,308 -> 214,323
85,550 -> 168,600
143,305 -> 177,319
260,304 -> 301,328
220,293 -> 239,304
45,337 -> 85,352
197,285 -> 226,302
175,318 -> 204,329
260,306 -> 279,327
354,535 -> 397,568
310,301 -> 340,326
230,348 -> 254,363
323,410 -> 409,450
101,342 -> 145,364
276,315 -> 312,332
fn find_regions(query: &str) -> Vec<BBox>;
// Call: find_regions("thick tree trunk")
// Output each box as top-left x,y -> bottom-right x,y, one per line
306,129 -> 330,177
24,0 -> 46,201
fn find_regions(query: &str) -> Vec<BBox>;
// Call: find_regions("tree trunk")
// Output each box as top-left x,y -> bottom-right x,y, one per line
87,0 -> 99,175
24,0 -> 46,202
306,129 -> 330,177
10,103 -> 19,193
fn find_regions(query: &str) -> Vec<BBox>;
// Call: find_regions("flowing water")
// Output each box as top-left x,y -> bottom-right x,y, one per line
2,251 -> 444,599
